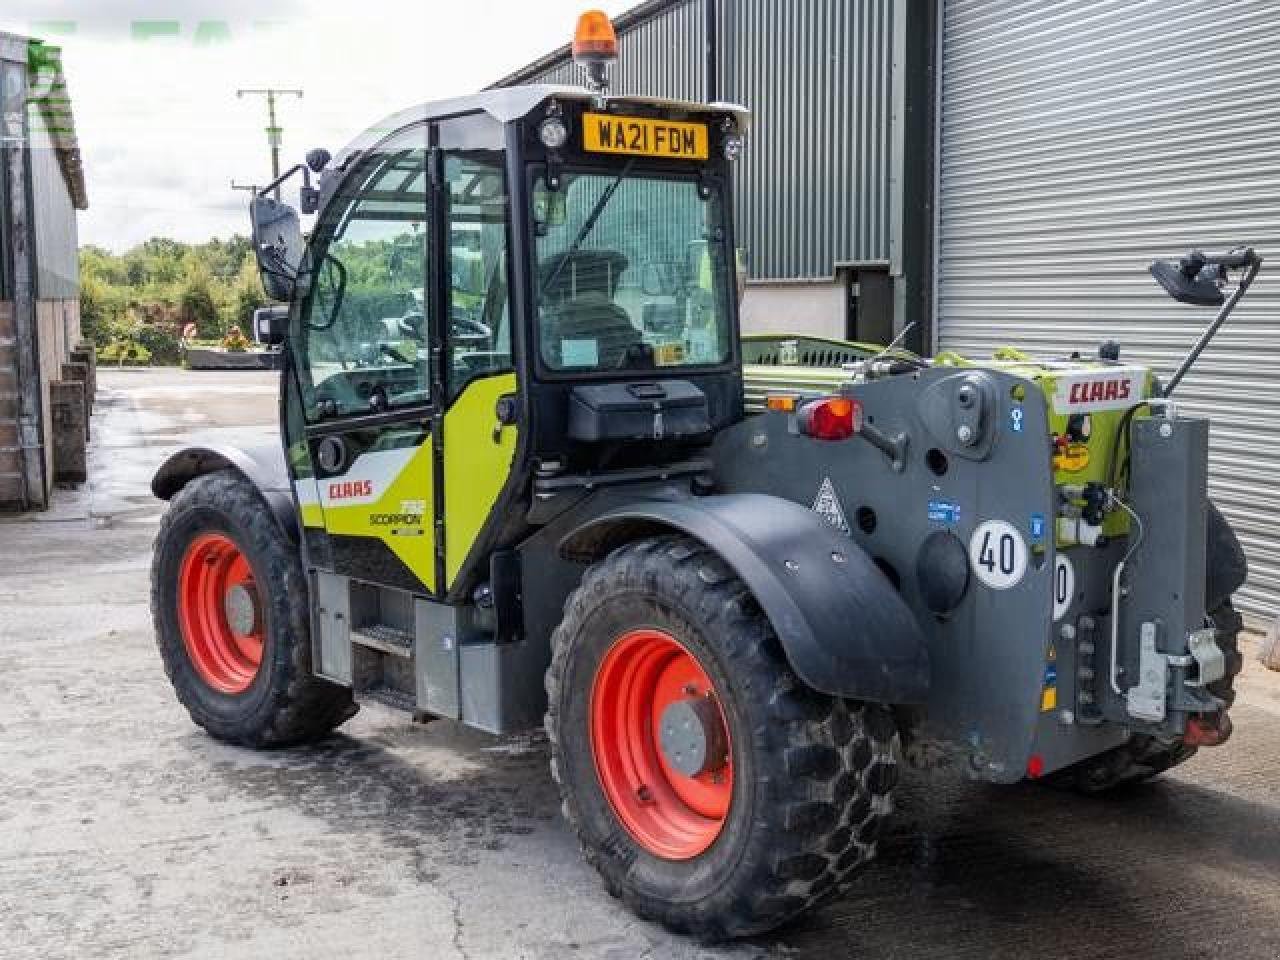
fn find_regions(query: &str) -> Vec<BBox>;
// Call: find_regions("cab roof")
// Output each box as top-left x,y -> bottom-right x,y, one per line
333,84 -> 751,168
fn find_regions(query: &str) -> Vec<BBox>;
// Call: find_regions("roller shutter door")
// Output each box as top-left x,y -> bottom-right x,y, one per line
935,0 -> 1280,619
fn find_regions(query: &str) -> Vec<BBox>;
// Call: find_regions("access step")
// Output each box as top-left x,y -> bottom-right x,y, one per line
356,685 -> 417,713
351,623 -> 414,658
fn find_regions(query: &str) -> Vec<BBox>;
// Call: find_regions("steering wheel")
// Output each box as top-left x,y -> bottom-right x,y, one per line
379,343 -> 414,365
452,313 -> 492,343
398,310 -> 425,340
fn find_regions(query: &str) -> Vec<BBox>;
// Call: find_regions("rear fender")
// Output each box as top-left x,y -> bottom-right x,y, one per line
559,493 -> 929,704
1206,500 -> 1247,611
152,443 -> 297,542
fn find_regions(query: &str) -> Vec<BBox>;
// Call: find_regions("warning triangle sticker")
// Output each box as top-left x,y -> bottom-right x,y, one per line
811,477 -> 851,535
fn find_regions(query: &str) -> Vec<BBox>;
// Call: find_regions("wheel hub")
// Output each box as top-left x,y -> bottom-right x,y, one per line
589,628 -> 734,860
224,582 -> 260,637
177,532 -> 264,695
658,696 -> 728,778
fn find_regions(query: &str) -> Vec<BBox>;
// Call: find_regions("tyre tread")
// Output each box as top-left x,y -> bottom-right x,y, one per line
151,470 -> 355,747
545,535 -> 898,939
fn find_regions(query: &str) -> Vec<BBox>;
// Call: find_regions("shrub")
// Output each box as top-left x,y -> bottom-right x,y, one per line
98,340 -> 153,366
137,323 -> 182,364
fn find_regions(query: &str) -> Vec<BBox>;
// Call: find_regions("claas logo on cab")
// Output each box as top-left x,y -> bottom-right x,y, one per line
328,480 -> 373,500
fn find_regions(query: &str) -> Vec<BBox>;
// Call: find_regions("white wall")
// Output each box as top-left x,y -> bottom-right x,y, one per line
739,281 -> 844,339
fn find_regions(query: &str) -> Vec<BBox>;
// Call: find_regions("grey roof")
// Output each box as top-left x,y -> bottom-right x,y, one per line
1,33 -> 87,210
334,84 -> 750,168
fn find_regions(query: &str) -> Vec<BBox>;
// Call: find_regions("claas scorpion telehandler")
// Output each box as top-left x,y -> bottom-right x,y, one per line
149,11 -> 1251,939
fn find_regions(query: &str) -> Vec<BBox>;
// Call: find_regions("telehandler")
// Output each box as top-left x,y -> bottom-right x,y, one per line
151,11 -> 1251,939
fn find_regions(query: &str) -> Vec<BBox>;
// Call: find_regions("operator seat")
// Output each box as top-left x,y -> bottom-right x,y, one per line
540,250 -> 641,367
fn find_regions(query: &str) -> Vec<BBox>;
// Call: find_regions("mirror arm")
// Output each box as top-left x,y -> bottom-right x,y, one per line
261,162 -> 312,199
1165,256 -> 1262,397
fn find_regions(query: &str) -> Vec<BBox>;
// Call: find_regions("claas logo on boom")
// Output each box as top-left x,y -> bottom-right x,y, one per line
1068,378 -> 1132,404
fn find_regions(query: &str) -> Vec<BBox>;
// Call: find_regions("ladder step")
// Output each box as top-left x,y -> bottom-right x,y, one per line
351,623 -> 414,658
357,686 -> 417,712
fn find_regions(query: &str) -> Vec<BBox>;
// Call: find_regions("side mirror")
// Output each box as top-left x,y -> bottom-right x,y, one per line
250,194 -> 304,302
1150,252 -> 1226,307
254,305 -> 289,346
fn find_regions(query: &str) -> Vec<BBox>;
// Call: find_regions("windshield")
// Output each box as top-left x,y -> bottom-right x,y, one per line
532,169 -> 733,373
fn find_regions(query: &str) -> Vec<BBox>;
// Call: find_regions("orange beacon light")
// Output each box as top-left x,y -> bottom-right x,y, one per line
573,10 -> 618,92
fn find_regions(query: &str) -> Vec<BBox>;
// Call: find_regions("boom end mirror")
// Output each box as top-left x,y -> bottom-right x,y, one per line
305,147 -> 331,173
1150,252 -> 1226,307
250,194 -> 303,303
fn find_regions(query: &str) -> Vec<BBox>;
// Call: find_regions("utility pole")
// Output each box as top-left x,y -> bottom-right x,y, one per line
236,88 -> 303,199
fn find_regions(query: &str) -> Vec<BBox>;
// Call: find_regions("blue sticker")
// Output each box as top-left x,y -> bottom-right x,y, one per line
928,499 -> 961,525
1030,513 -> 1046,543
1010,407 -> 1025,433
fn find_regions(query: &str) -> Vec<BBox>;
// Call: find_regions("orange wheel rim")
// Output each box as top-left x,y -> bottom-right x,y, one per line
177,532 -> 264,695
590,628 -> 733,860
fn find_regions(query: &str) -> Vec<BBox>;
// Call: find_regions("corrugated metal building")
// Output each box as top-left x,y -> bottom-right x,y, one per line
494,0 -> 932,350
933,0 -> 1280,618
1,34 -> 89,510
497,0 -> 1280,621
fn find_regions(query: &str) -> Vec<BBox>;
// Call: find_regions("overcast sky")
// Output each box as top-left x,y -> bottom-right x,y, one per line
0,1 -> 634,252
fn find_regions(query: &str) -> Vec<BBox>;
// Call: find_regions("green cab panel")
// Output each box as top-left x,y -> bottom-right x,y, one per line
444,372 -> 519,588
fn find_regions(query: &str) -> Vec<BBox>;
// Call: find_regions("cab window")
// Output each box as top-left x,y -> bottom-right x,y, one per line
299,139 -> 431,420
446,152 -> 512,400
531,169 -> 733,373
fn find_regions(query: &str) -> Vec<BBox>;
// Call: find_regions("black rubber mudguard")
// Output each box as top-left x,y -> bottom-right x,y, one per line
1206,500 -> 1247,612
151,443 -> 297,541
559,493 -> 930,704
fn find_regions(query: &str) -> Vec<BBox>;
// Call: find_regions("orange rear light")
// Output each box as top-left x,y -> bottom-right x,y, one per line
573,10 -> 618,60
765,394 -> 798,412
797,396 -> 863,441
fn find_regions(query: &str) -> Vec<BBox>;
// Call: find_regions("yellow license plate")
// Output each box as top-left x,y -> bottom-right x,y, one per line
582,113 -> 709,160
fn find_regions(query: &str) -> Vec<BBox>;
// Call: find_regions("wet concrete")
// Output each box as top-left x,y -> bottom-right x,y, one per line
2,368 -> 1279,960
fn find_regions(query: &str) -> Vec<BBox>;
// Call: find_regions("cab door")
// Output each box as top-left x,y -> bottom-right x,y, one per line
293,124 -> 441,595
439,139 -> 522,594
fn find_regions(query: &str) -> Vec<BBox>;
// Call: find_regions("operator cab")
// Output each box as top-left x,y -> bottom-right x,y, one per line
246,33 -> 749,601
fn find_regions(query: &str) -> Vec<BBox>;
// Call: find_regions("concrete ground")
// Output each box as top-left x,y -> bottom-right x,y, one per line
3,366 -> 1280,960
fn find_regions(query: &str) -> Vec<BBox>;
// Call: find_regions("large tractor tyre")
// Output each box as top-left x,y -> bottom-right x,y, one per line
151,470 -> 356,747
545,536 -> 899,941
1047,602 -> 1242,794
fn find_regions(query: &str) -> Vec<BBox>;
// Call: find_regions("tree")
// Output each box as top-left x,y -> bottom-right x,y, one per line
231,252 -> 267,331
179,261 -> 220,338
79,234 -> 265,360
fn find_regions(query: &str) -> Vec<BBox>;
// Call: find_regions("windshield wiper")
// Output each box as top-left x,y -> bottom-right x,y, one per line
539,157 -> 636,299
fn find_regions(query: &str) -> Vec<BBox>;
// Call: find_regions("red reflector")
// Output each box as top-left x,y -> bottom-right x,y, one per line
798,396 -> 863,441
1026,754 -> 1045,779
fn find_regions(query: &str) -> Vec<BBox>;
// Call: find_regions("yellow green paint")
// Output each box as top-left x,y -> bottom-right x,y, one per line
444,373 -> 519,587
321,439 -> 437,592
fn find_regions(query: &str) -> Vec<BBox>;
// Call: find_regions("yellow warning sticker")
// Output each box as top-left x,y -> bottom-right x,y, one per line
1053,441 -> 1091,473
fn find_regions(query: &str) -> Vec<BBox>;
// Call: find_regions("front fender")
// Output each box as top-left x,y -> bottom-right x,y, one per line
560,493 -> 929,704
151,443 -> 297,541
